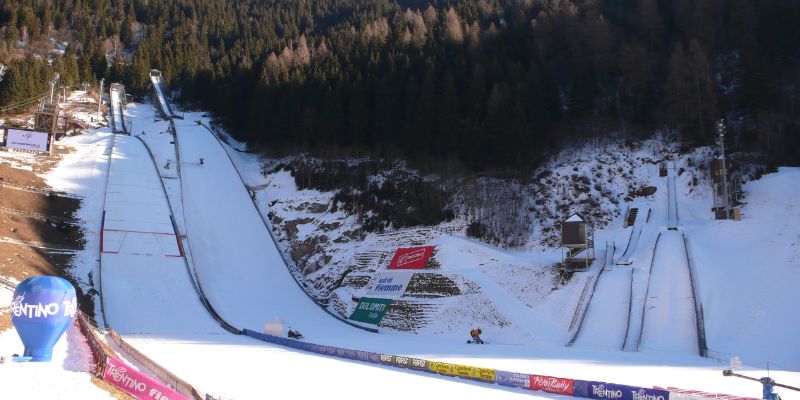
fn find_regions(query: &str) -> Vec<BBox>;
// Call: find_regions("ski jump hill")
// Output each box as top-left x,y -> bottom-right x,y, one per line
91,85 -> 799,399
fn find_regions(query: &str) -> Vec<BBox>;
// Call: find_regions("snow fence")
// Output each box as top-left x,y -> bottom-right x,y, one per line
243,329 -> 756,400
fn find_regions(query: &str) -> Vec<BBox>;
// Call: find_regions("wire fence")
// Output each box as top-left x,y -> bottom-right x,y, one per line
0,205 -> 80,225
0,180 -> 83,200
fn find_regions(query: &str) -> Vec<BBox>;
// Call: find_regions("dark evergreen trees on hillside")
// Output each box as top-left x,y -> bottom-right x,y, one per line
1,0 -> 798,166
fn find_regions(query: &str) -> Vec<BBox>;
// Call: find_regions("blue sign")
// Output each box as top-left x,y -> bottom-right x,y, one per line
585,381 -> 634,400
581,381 -> 669,400
495,370 -> 531,389
10,276 -> 77,362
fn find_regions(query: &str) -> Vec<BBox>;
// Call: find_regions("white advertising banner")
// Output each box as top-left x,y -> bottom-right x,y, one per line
365,271 -> 414,298
5,129 -> 49,152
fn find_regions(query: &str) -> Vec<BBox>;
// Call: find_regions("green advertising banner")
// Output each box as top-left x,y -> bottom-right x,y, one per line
349,297 -> 392,325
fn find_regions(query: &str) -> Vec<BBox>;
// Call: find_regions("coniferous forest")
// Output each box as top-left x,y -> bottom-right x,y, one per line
0,0 -> 798,169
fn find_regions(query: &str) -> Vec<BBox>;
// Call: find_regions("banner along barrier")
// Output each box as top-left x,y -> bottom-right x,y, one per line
108,331 -> 205,400
575,381 -> 670,400
75,313 -> 200,399
242,329 -> 755,400
104,356 -> 187,400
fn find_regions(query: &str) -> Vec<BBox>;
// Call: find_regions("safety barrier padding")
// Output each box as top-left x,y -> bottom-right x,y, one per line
243,328 -> 760,400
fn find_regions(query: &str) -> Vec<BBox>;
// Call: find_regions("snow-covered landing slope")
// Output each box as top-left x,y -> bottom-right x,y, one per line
572,268 -> 632,350
640,231 -> 697,354
175,121 -> 366,340
101,134 -> 217,334
685,167 -> 800,370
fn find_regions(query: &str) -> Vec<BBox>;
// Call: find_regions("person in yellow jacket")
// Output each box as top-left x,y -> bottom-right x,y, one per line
469,328 -> 484,344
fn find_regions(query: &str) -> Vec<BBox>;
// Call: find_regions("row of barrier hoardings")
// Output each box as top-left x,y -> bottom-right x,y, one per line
76,312 -> 204,400
242,328 -> 760,400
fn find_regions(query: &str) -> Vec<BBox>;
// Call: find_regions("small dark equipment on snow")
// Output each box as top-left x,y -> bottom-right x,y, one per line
468,328 -> 484,344
288,329 -> 303,340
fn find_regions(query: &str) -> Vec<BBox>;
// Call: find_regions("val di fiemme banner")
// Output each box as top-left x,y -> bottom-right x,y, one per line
349,297 -> 392,325
365,272 -> 414,298
387,246 -> 435,270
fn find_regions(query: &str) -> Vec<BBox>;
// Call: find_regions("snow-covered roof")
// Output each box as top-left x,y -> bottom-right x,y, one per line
565,213 -> 585,222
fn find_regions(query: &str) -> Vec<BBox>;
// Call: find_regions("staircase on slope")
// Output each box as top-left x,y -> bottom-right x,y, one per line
624,207 -> 639,228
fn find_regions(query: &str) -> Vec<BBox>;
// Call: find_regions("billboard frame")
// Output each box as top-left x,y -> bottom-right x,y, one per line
2,127 -> 52,153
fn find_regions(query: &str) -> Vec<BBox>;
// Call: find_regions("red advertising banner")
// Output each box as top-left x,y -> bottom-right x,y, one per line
103,356 -> 187,400
530,374 -> 574,396
387,246 -> 435,270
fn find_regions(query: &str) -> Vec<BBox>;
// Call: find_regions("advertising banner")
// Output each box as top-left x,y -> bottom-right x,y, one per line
5,129 -> 49,152
103,356 -> 187,400
630,387 -> 670,400
664,387 -> 757,400
349,297 -> 392,325
365,272 -> 414,298
530,374 -> 574,396
387,246 -> 435,270
583,382 -> 668,400
390,355 -> 428,370
582,381 -> 632,400
494,370 -> 531,389
427,361 -> 495,382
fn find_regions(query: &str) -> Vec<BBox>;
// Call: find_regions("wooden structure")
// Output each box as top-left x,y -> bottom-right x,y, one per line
561,213 -> 595,270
